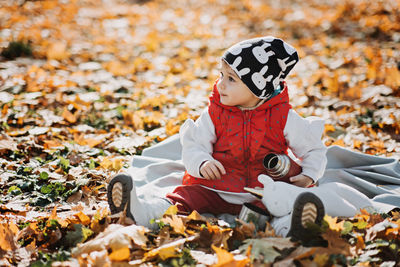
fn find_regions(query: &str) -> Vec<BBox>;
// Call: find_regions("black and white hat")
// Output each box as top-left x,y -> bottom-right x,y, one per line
222,36 -> 299,99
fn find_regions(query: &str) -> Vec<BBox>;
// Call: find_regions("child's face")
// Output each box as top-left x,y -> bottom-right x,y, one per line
217,60 -> 260,108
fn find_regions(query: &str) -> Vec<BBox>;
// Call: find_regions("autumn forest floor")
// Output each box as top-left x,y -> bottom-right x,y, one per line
0,0 -> 400,266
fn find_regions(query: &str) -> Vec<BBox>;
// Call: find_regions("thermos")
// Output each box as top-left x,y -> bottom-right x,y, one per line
238,202 -> 270,230
263,153 -> 302,183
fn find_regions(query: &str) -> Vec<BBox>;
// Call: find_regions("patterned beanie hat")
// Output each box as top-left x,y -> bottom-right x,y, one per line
222,36 -> 299,99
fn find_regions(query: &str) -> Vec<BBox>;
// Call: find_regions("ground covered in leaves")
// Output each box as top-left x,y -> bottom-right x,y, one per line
0,0 -> 400,266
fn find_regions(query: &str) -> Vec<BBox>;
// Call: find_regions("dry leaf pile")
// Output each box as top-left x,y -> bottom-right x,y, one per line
0,0 -> 399,265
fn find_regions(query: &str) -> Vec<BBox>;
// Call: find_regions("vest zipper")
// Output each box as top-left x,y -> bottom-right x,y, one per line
243,111 -> 251,184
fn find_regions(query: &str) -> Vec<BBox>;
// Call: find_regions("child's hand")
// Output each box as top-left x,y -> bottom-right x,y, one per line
289,174 -> 313,187
200,160 -> 226,180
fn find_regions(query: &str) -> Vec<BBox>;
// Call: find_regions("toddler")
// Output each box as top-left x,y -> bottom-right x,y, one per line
108,36 -> 328,238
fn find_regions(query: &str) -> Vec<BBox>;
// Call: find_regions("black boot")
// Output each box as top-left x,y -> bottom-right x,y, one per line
287,192 -> 326,246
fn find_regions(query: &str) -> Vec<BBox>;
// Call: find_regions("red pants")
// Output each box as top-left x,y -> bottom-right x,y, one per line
166,185 -> 264,216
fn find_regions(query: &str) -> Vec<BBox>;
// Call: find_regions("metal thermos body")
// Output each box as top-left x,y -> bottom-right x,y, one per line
263,153 -> 302,183
238,202 -> 270,230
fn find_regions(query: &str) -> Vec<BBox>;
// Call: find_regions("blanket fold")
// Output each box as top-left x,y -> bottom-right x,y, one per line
127,134 -> 399,214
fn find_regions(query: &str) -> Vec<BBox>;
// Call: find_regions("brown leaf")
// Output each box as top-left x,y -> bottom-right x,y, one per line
72,224 -> 148,258
320,228 -> 351,256
161,215 -> 186,236
274,246 -> 315,267
0,222 -> 19,251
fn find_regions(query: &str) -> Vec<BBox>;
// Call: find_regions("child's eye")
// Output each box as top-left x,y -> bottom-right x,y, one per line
220,72 -> 224,77
229,76 -> 235,82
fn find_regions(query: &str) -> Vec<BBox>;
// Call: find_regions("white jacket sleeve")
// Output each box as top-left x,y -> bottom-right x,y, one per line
284,109 -> 327,182
180,107 -> 216,178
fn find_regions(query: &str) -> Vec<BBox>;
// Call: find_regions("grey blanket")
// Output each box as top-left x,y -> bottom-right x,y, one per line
127,134 -> 400,214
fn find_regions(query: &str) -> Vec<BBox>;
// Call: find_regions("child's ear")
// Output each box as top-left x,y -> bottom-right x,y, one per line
258,174 -> 274,186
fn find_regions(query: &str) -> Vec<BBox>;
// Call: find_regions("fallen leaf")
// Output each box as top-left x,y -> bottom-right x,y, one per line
74,211 -> 91,225
62,107 -> 77,123
109,246 -> 130,261
72,224 -> 148,258
239,238 -> 294,263
324,215 -> 344,232
47,42 -> 69,60
0,222 -> 19,251
162,215 -> 186,236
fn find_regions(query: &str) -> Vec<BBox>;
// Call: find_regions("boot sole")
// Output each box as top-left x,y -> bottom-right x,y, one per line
107,174 -> 134,220
288,192 -> 324,240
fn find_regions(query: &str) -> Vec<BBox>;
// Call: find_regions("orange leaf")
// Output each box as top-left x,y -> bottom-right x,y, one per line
62,107 -> 77,123
49,205 -> 58,221
43,139 -> 63,149
212,245 -> 234,266
47,42 -> 69,60
74,133 -> 103,148
212,245 -> 250,267
356,235 -> 365,251
0,222 -> 19,251
74,211 -> 91,225
103,61 -> 134,76
353,140 -> 362,149
324,124 -> 335,133
84,138 -> 103,148
109,246 -> 130,261
293,247 -> 317,260
48,206 -> 68,227
331,139 -> 345,147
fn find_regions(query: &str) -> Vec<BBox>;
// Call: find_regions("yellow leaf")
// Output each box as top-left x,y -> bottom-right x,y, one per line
164,205 -> 178,216
109,246 -> 130,261
157,246 -> 178,260
313,253 -> 329,266
187,210 -> 205,221
100,157 -> 124,171
143,237 -> 194,261
162,74 -> 176,87
165,120 -> 180,136
324,215 -> 344,232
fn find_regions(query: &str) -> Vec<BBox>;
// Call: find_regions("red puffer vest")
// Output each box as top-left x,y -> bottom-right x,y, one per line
182,81 -> 291,192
